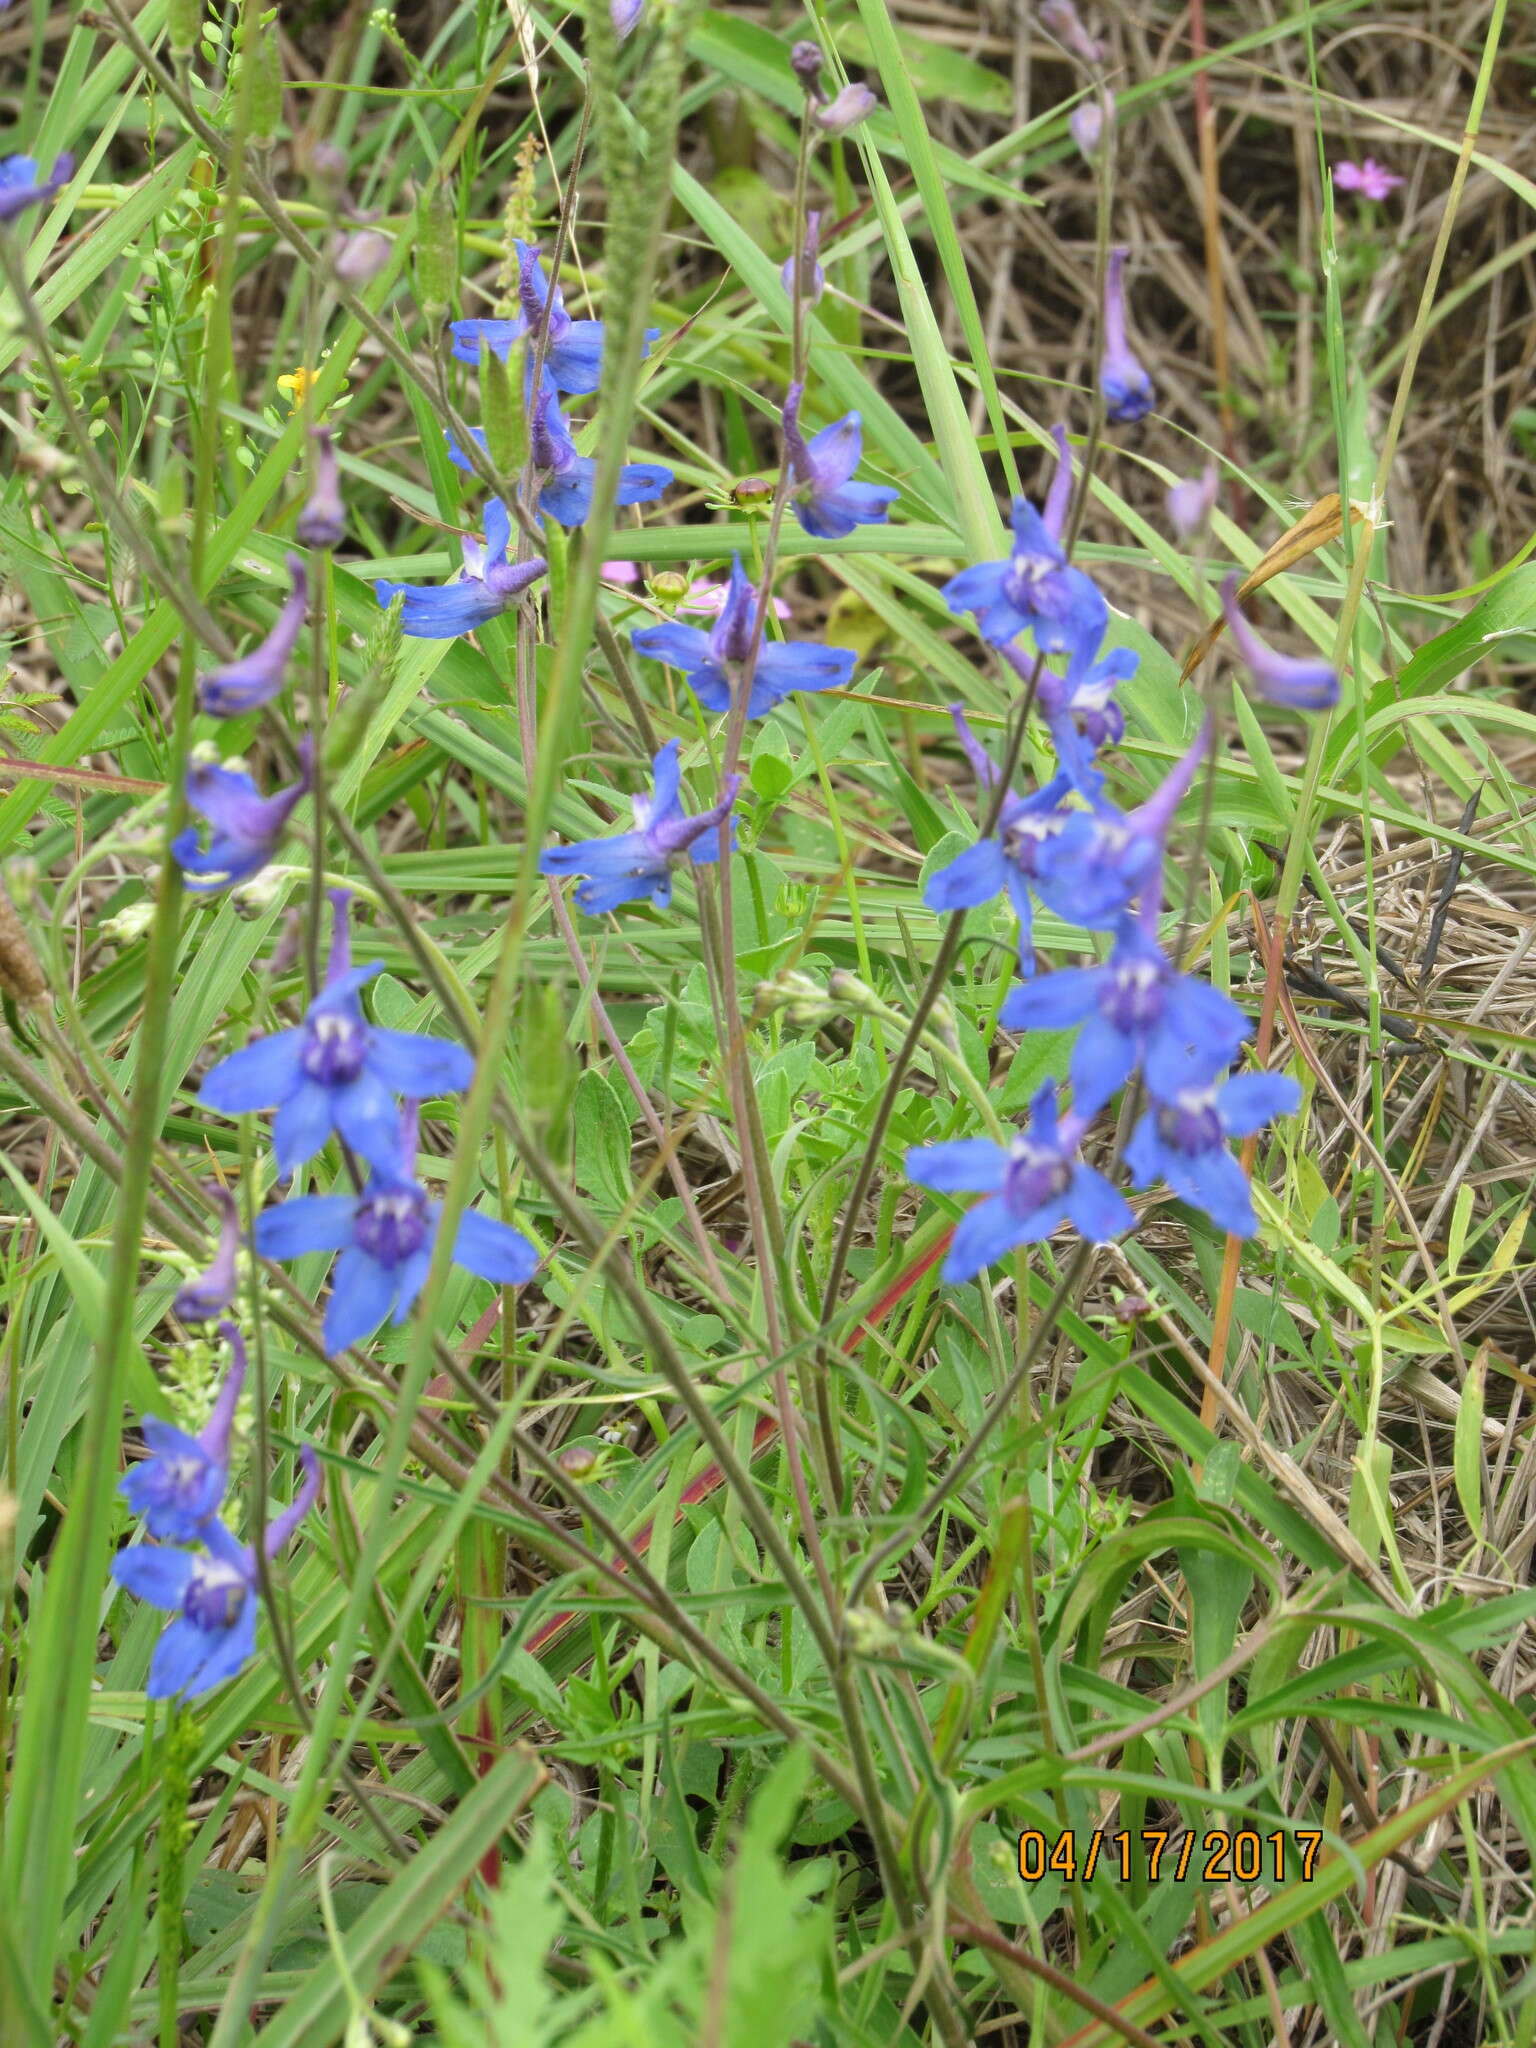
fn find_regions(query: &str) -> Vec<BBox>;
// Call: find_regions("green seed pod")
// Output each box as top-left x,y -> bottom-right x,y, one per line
481,335 -> 527,476
246,11 -> 284,144
415,179 -> 458,320
168,0 -> 201,57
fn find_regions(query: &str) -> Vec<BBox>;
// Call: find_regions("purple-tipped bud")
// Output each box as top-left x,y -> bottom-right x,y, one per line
731,476 -> 774,507
263,1443 -> 322,1560
1166,463 -> 1218,537
198,556 -> 309,718
790,40 -> 825,96
330,229 -> 391,290
816,82 -> 877,136
1070,91 -> 1112,158
1220,576 -> 1339,713
295,427 -> 346,550
781,210 -> 825,306
172,1187 -> 242,1323
307,141 -> 349,202
1039,0 -> 1102,64
611,0 -> 644,36
1099,246 -> 1155,426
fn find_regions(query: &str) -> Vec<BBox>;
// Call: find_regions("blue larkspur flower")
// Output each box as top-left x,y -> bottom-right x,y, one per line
1100,247 -> 1156,426
539,740 -> 741,915
782,380 -> 899,539
1220,574 -> 1339,712
172,740 -> 312,893
449,239 -> 659,395
0,152 -> 73,224
119,1321 -> 247,1540
1125,1069 -> 1301,1238
198,889 -> 475,1177
111,1446 -> 320,1699
906,1083 -> 1133,1283
924,708 -> 1209,963
630,555 -> 856,718
1025,636 -> 1138,795
940,426 -> 1107,658
253,1107 -> 538,1355
1000,912 -> 1251,1117
198,555 -> 308,718
446,390 -> 673,530
375,499 -> 547,640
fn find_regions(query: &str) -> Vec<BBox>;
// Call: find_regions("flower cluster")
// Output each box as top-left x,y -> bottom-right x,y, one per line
907,421 -> 1331,1282
112,1326 -> 321,1698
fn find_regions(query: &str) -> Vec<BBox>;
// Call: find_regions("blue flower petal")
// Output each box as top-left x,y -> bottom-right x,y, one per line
112,1544 -> 197,1610
905,1138 -> 1009,1196
1217,1072 -> 1300,1137
254,1193 -> 358,1261
366,1028 -> 476,1099
323,1245 -> 399,1354
943,1194 -> 1031,1282
614,462 -> 673,508
938,561 -> 1010,617
198,1030 -> 306,1114
1166,1145 -> 1257,1237
454,1209 -> 540,1285
923,838 -> 1010,912
331,1069 -> 408,1172
631,621 -> 711,674
271,1081 -> 337,1178
1065,1165 -> 1134,1242
1068,1014 -> 1138,1117
998,964 -> 1101,1032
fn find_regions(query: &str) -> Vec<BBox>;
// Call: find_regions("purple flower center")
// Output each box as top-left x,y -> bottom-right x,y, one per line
1004,550 -> 1062,612
301,1009 -> 370,1086
1002,1140 -> 1073,1215
184,1559 -> 247,1631
1002,809 -> 1062,875
1103,957 -> 1166,1034
353,1185 -> 432,1267
1156,1094 -> 1223,1155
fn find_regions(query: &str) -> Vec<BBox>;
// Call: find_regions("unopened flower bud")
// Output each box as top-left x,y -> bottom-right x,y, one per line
1114,1293 -> 1152,1322
815,81 -> 877,136
296,427 -> 346,549
928,994 -> 959,1051
1070,91 -> 1112,158
731,476 -> 773,508
307,140 -> 349,203
558,1443 -> 600,1480
649,569 -> 691,603
331,229 -> 391,291
611,0 -> 644,36
231,865 -> 287,917
827,968 -> 876,1010
790,40 -> 824,96
100,899 -> 157,948
781,209 -> 825,306
1039,0 -> 1102,64
1166,463 -> 1219,538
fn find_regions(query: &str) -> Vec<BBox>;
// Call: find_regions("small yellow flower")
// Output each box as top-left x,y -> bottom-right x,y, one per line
276,366 -> 316,410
